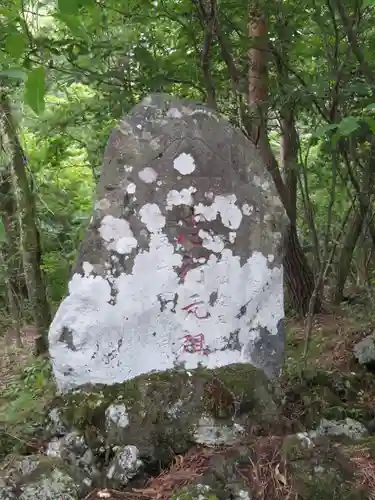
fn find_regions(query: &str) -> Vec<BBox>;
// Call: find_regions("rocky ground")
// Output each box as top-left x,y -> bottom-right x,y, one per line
1,302 -> 375,499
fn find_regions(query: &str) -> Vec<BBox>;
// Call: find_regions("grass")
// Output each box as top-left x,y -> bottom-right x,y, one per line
284,302 -> 375,376
0,326 -> 56,456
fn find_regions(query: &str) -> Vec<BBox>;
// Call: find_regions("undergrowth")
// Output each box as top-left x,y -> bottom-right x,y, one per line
0,354 -> 55,456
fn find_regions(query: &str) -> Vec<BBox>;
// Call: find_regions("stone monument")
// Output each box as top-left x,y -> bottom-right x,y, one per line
48,94 -> 288,392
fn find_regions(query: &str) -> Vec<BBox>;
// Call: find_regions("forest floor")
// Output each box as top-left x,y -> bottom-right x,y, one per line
1,302 -> 375,498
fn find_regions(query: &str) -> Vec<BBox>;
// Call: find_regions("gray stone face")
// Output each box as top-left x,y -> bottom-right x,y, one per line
353,334 -> 375,366
48,93 -> 288,391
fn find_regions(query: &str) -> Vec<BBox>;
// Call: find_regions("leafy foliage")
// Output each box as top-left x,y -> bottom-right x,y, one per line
0,0 -> 374,316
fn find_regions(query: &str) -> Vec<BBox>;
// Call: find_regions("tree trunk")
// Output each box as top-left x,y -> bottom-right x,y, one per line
0,249 -> 22,347
0,167 -> 28,303
247,7 -> 317,316
280,110 -> 298,224
332,208 -> 366,304
283,224 -> 316,315
0,91 -> 51,354
333,134 -> 375,302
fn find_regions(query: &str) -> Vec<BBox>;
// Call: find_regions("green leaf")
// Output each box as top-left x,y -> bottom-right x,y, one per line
312,123 -> 338,138
56,13 -> 90,41
337,116 -> 360,136
57,0 -> 79,14
365,103 -> 375,111
0,69 -> 27,80
365,117 -> 375,134
58,0 -> 94,13
4,31 -> 26,59
0,217 -> 7,244
24,67 -> 46,115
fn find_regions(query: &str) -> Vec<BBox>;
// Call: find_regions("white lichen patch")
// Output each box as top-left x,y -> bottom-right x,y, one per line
167,107 -> 183,118
166,187 -> 196,210
141,130 -> 152,140
173,152 -> 196,175
95,198 -> 111,211
105,404 -> 129,429
124,165 -> 133,173
253,175 -> 270,191
149,138 -> 160,150
116,237 -> 138,254
180,106 -> 220,121
82,262 -> 94,277
195,194 -> 243,230
166,399 -> 184,418
229,232 -> 236,244
99,215 -> 138,255
198,229 -> 225,253
138,167 -> 158,184
141,96 -> 152,106
139,203 -> 166,231
242,203 -> 253,216
49,205 -> 284,390
236,490 -> 251,500
126,183 -> 136,194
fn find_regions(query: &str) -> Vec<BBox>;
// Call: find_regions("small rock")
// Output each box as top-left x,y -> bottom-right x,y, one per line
45,408 -> 67,436
353,335 -> 375,366
106,445 -> 143,486
18,469 -> 78,500
309,418 -> 368,440
46,431 -> 98,479
194,416 -> 245,447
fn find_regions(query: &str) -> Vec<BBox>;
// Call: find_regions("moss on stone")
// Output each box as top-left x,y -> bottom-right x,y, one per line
0,454 -> 85,498
54,364 -> 277,430
50,364 -> 278,463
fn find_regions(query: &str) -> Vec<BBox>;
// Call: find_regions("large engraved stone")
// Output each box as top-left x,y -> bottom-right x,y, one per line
48,94 -> 288,391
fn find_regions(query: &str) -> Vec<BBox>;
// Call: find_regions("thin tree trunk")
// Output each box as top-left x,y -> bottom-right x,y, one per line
195,0 -> 217,109
0,167 -> 28,302
283,224 -> 316,315
0,91 -> 51,355
247,7 -> 317,316
0,172 -> 23,346
332,208 -> 367,304
280,109 -> 298,223
0,249 -> 22,347
333,135 -> 375,302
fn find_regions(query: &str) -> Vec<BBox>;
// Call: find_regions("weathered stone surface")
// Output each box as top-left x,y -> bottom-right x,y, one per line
45,408 -> 67,437
53,365 -> 280,464
353,334 -> 375,367
48,93 -> 287,391
46,431 -> 99,481
106,445 -> 143,487
0,455 -> 88,500
307,417 -> 368,440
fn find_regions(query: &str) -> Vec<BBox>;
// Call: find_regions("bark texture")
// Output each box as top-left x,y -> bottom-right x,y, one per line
0,91 -> 50,354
